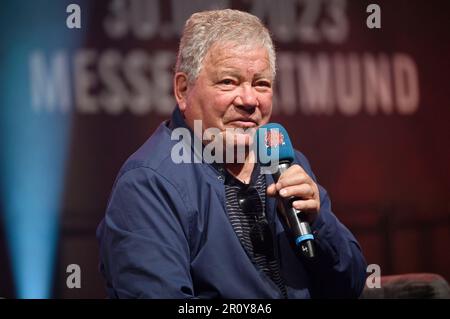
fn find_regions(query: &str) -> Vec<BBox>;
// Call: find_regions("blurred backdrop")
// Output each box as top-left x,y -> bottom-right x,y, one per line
0,0 -> 449,298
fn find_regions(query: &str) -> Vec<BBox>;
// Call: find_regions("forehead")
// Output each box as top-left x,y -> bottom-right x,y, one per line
202,43 -> 272,77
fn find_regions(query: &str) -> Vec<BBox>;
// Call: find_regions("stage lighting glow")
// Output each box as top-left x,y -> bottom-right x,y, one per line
0,1 -> 86,298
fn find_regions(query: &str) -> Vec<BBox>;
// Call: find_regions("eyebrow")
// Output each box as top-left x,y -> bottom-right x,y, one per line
215,68 -> 272,80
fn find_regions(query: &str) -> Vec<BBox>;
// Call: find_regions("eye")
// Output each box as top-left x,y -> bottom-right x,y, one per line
254,80 -> 272,92
219,79 -> 235,85
255,80 -> 272,89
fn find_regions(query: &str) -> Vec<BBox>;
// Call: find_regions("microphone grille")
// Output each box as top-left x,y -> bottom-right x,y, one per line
255,123 -> 295,165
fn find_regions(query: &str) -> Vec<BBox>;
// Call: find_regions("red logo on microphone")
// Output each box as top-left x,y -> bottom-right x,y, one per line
265,129 -> 285,148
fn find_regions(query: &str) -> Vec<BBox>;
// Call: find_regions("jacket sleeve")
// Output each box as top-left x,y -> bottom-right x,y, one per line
97,166 -> 194,298
295,151 -> 368,298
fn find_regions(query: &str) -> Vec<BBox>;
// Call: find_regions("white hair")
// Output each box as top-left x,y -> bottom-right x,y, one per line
175,9 -> 276,82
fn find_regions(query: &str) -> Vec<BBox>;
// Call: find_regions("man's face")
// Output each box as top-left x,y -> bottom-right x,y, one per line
176,43 -> 273,149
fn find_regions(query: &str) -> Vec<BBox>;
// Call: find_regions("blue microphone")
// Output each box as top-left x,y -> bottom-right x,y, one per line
255,123 -> 316,259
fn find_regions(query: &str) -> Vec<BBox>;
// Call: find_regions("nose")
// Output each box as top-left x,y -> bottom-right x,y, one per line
235,83 -> 259,111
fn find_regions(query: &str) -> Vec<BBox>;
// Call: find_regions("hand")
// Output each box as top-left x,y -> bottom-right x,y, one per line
267,164 -> 320,223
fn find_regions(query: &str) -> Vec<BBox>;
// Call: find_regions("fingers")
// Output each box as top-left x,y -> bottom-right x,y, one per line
292,199 -> 319,212
275,166 -> 310,190
267,182 -> 317,204
265,164 -> 321,214
266,165 -> 313,198
279,184 -> 314,199
274,165 -> 317,200
267,183 -> 277,197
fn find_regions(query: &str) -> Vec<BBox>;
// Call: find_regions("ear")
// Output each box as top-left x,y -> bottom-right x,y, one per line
174,72 -> 189,112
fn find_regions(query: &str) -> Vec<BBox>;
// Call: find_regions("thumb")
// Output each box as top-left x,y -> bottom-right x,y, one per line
266,183 -> 277,197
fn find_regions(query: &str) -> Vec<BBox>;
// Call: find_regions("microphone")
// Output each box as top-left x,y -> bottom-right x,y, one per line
255,123 -> 316,259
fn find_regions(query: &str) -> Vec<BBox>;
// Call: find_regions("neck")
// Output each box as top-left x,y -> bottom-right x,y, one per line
224,151 -> 256,184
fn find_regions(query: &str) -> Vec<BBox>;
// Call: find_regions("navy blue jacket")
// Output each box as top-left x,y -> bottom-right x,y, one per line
97,108 -> 367,298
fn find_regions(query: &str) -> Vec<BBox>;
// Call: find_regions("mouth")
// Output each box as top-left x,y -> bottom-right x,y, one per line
226,119 -> 258,128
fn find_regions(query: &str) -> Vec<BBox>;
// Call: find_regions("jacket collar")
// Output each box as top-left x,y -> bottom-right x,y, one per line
167,106 -> 278,224
167,106 -> 225,176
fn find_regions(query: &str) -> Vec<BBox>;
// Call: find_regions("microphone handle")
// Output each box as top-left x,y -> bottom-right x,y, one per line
273,162 -> 316,259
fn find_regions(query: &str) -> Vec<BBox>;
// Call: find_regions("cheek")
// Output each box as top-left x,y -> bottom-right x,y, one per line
210,92 -> 236,115
258,93 -> 273,116
196,93 -> 233,128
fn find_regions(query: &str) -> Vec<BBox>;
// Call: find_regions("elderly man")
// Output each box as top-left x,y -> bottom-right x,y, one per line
97,9 -> 367,299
